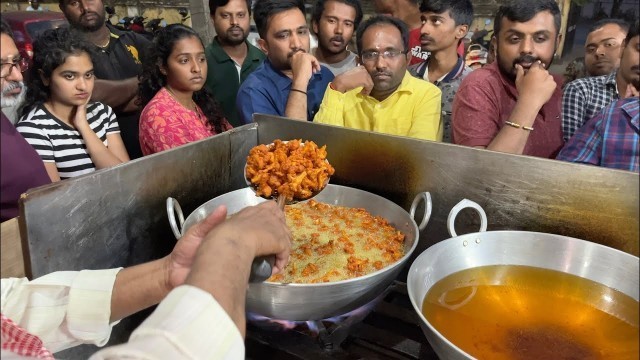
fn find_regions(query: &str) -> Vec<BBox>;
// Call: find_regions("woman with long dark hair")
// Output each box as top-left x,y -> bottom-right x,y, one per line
17,27 -> 129,181
138,24 -> 231,155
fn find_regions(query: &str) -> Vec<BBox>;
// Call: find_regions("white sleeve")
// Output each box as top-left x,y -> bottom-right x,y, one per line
89,285 -> 245,360
1,268 -> 122,353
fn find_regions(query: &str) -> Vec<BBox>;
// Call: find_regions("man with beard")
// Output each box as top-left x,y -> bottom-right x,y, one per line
205,0 -> 266,127
583,19 -> 629,77
557,23 -> 639,172
409,0 -> 474,143
451,0 -> 564,158
59,0 -> 150,159
314,15 -> 442,141
236,0 -> 334,123
561,19 -> 630,141
311,0 -> 363,75
0,18 -> 50,222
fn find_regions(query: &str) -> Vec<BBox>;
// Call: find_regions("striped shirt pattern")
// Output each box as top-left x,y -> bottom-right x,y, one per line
561,71 -> 618,141
16,103 -> 120,179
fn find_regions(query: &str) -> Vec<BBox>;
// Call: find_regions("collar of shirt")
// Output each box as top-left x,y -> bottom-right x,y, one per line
621,97 -> 640,132
413,56 -> 466,84
603,70 -> 620,95
208,38 -> 264,65
490,61 -> 563,122
263,58 -> 326,92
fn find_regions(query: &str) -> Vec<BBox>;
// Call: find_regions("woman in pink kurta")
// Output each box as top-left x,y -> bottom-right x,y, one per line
138,24 -> 231,156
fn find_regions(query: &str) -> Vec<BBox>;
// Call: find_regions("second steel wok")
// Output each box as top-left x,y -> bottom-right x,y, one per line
168,184 -> 431,320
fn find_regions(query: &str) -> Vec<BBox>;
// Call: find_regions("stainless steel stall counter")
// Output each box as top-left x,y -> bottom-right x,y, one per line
16,115 -> 639,357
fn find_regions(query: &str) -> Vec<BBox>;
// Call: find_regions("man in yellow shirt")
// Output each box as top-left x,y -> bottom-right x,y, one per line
314,15 -> 443,141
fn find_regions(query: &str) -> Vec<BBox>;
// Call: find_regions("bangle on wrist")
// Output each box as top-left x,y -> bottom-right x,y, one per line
290,88 -> 307,96
505,120 -> 534,131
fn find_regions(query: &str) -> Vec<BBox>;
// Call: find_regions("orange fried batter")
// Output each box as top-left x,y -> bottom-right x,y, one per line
267,200 -> 407,284
245,139 -> 335,202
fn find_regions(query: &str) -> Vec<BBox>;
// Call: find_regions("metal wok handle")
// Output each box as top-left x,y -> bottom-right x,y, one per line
447,199 -> 488,237
166,197 -> 185,240
249,256 -> 275,283
410,192 -> 432,231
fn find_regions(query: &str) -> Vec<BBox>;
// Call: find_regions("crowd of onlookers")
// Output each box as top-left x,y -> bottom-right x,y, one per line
2,0 -> 639,217
0,0 -> 638,357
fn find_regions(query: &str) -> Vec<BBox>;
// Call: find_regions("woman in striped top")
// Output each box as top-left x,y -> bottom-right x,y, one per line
16,28 -> 129,181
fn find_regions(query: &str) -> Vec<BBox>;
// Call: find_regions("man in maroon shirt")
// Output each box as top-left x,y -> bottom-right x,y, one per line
451,0 -> 564,158
1,18 -> 50,222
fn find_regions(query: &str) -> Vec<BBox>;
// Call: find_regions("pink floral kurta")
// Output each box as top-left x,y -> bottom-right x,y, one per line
139,87 -> 232,155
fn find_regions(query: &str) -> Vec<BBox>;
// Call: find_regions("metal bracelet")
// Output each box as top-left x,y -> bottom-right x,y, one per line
505,121 -> 534,131
504,121 -> 521,129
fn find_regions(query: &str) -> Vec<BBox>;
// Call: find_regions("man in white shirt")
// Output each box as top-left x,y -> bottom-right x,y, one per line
1,201 -> 292,359
311,0 -> 363,75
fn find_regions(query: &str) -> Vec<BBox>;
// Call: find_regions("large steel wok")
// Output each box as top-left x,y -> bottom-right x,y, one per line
407,199 -> 640,359
168,184 -> 431,320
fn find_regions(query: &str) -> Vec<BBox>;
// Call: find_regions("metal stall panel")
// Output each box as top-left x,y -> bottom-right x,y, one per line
19,124 -> 258,279
254,115 -> 639,257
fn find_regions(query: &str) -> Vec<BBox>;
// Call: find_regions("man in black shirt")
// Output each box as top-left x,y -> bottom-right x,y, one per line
59,0 -> 150,159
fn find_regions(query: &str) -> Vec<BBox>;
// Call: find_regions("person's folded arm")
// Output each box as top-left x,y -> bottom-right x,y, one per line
92,78 -> 140,113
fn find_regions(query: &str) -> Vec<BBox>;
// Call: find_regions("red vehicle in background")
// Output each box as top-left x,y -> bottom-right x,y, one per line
2,11 -> 68,66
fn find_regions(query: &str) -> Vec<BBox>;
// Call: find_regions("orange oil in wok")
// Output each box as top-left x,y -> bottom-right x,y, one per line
421,265 -> 639,360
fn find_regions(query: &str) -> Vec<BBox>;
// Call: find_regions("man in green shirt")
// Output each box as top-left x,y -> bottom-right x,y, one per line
205,0 -> 266,127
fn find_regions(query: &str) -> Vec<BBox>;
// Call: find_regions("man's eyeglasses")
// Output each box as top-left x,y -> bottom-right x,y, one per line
360,49 -> 407,63
0,57 -> 29,78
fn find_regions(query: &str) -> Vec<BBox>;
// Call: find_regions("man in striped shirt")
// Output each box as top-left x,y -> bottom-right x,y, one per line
557,25 -> 639,172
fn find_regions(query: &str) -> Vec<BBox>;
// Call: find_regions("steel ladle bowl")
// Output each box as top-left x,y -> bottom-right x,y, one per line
243,140 -> 333,281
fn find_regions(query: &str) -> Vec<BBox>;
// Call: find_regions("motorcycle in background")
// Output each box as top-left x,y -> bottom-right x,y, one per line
465,44 -> 489,70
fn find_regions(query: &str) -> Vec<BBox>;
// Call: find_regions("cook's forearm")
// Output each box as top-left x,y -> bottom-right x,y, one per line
110,258 -> 171,322
185,235 -> 253,337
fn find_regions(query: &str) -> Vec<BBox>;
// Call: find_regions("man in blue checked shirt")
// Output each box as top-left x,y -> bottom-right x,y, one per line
556,23 -> 639,172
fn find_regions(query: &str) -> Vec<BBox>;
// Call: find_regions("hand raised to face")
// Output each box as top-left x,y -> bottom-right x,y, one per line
514,61 -> 557,110
331,66 -> 374,95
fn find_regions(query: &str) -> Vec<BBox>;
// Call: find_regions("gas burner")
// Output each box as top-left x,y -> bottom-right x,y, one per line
245,282 -> 440,359
247,286 -> 393,350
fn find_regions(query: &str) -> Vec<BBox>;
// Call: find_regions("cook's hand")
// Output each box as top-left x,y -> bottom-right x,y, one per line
219,201 -> 292,274
331,66 -> 374,96
623,83 -> 639,98
165,205 -> 228,289
290,51 -> 321,89
515,61 -> 557,110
